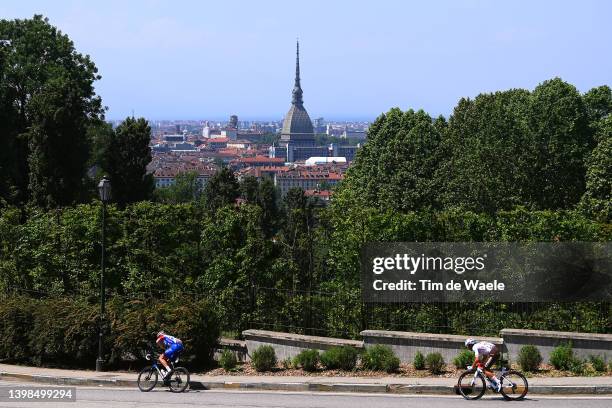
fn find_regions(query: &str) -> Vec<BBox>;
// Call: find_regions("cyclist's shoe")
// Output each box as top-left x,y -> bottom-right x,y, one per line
489,379 -> 502,392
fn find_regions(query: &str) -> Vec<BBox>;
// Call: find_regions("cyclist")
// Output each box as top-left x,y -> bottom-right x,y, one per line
465,338 -> 501,392
156,331 -> 184,379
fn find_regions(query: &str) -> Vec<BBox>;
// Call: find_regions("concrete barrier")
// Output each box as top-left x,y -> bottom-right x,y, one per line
360,330 -> 503,364
242,330 -> 363,361
500,329 -> 612,362
214,337 -> 248,362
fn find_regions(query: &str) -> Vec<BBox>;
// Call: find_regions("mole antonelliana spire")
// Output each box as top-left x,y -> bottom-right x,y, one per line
280,40 -> 314,152
292,40 -> 303,106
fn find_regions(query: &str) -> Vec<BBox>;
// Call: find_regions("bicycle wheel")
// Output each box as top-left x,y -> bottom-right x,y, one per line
137,366 -> 158,392
457,370 -> 486,400
500,370 -> 528,401
168,367 -> 190,393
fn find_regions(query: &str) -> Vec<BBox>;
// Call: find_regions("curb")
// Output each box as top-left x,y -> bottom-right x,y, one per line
1,372 -> 611,395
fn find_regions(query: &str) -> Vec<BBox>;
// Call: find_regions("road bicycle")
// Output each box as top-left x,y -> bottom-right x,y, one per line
457,364 -> 528,400
137,351 -> 190,393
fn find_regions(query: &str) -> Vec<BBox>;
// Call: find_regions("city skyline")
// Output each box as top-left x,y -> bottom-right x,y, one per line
1,0 -> 611,120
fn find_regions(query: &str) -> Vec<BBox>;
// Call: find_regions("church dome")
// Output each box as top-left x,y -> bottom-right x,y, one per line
282,104 -> 314,135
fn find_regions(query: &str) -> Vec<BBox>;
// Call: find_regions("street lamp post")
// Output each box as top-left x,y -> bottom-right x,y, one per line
96,176 -> 111,372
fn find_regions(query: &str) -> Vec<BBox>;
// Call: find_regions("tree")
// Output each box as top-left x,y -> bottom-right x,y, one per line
258,177 -> 279,237
240,176 -> 259,203
203,168 -> 240,213
437,89 -> 533,212
0,15 -> 103,207
580,117 -> 612,222
334,108 -> 444,213
527,78 -> 593,209
100,117 -> 153,206
154,171 -> 201,204
583,85 -> 612,124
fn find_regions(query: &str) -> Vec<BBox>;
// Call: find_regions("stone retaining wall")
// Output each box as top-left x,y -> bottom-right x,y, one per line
214,337 -> 248,362
361,330 -> 504,364
242,329 -> 363,361
500,329 -> 612,362
237,329 -> 611,366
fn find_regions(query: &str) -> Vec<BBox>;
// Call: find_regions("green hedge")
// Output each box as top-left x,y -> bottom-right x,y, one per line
320,346 -> 359,371
251,345 -> 276,372
361,345 -> 400,373
452,349 -> 474,369
293,349 -> 320,372
0,295 -> 220,368
518,345 -> 542,372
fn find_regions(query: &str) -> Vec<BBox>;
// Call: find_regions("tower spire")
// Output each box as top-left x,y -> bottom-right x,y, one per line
292,39 -> 304,106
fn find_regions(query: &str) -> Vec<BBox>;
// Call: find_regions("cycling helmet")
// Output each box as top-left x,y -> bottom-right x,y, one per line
156,331 -> 165,341
465,338 -> 477,347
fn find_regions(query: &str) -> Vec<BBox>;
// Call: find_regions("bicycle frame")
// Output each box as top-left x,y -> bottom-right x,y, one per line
470,366 -> 517,389
147,353 -> 179,377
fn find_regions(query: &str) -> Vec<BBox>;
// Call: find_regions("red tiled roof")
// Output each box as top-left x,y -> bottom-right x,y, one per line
238,156 -> 285,164
305,189 -> 332,198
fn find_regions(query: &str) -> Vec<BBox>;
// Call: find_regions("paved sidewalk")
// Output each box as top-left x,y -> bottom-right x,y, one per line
1,364 -> 610,395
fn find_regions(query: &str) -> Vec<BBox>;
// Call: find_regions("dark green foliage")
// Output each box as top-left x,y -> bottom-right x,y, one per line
580,117 -> 612,222
0,15 -> 103,207
413,351 -> 425,370
293,349 -> 320,372
526,78 -> 593,210
425,352 -> 445,374
0,295 -> 220,367
320,346 -> 358,371
106,297 -> 220,366
251,345 -> 277,372
550,343 -> 574,370
0,296 -> 37,361
583,85 -> 612,123
281,357 -> 293,369
518,345 -> 542,372
240,176 -> 259,203
568,357 -> 585,375
589,355 -> 606,372
438,89 -> 533,213
154,171 -> 202,204
100,117 -> 153,206
219,349 -> 238,371
203,168 -> 240,213
336,78 -> 599,215
361,345 -> 400,373
453,349 -> 475,369
336,109 -> 444,212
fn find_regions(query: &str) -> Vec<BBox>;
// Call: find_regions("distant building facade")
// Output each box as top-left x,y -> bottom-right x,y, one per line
275,41 -> 360,163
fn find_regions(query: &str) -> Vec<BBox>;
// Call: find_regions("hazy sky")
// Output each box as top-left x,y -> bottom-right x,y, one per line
1,0 -> 611,121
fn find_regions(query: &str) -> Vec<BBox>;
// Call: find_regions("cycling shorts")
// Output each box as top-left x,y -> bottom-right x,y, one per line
164,342 -> 184,361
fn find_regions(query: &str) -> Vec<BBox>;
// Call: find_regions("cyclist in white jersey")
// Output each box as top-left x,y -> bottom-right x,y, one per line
465,338 -> 501,391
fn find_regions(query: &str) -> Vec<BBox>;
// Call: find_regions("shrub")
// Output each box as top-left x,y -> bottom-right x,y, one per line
28,297 -> 99,367
320,346 -> 358,371
219,349 -> 237,371
281,357 -> 293,369
361,345 -> 400,373
0,296 -> 35,362
111,297 -> 220,366
413,351 -> 425,370
293,349 -> 320,372
453,349 -> 474,369
568,357 -> 585,375
425,352 -> 445,374
518,345 -> 542,372
589,355 -> 606,372
251,345 -> 277,372
550,343 -> 574,370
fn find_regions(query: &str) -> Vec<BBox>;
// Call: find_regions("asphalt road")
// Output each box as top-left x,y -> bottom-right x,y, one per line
0,380 -> 611,408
